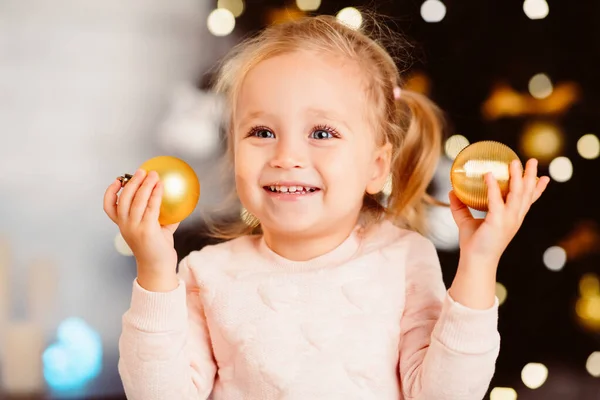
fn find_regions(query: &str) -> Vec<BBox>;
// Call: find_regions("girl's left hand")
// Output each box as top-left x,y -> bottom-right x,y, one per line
449,158 -> 550,265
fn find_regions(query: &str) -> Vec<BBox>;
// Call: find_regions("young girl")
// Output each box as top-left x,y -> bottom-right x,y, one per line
104,15 -> 549,399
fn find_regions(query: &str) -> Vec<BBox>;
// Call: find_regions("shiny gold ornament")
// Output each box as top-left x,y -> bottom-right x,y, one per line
450,141 -> 521,211
118,156 -> 200,225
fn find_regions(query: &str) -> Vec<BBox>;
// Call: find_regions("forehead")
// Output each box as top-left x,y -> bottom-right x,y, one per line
235,51 -> 372,128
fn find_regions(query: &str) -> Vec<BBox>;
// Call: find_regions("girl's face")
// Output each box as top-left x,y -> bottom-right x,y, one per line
233,50 -> 391,239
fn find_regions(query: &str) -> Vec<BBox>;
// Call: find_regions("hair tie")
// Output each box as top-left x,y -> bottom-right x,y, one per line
393,86 -> 402,100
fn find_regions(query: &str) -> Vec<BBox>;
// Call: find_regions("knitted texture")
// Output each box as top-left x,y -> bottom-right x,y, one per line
119,221 -> 500,399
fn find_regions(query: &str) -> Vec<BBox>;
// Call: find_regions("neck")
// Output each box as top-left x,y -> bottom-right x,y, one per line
262,218 -> 359,261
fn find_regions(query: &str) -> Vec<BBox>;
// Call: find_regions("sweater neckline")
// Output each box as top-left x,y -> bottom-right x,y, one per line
256,226 -> 363,272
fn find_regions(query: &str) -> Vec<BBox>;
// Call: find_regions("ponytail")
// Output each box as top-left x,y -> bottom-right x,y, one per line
386,89 -> 445,234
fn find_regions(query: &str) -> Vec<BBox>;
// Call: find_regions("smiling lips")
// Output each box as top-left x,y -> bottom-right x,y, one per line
263,182 -> 321,197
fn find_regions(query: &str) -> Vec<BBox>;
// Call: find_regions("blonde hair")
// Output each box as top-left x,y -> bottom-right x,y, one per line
207,14 -> 445,239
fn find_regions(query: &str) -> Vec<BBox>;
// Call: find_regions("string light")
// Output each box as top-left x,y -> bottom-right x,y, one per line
296,0 -> 321,12
207,8 -> 236,37
577,133 -> 600,160
421,0 -> 447,23
217,0 -> 244,18
521,363 -> 548,389
489,387 -> 517,400
336,7 -> 362,30
528,73 -> 553,99
586,352 -> 600,377
114,233 -> 133,256
548,156 -> 573,182
496,282 -> 508,306
444,135 -> 470,160
542,246 -> 567,271
523,0 -> 549,20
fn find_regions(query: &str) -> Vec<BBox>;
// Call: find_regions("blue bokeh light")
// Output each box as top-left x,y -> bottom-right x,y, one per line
43,317 -> 103,393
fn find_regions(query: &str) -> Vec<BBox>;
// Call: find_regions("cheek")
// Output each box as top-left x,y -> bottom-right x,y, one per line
319,146 -> 373,189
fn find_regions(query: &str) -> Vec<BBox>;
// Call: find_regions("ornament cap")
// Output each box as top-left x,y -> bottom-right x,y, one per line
117,174 -> 134,187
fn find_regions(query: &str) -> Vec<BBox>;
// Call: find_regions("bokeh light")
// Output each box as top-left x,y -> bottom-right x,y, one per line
489,387 -> 517,400
521,362 -> 548,389
114,233 -> 133,256
520,121 -> 563,163
542,246 -> 567,271
207,8 -> 236,37
528,73 -> 553,99
496,282 -> 508,306
43,318 -> 103,392
577,133 -> 600,160
336,7 -> 362,30
444,134 -> 470,160
296,0 -> 321,12
421,0 -> 447,23
575,274 -> 600,331
548,156 -> 573,182
217,0 -> 244,18
586,351 -> 600,377
523,0 -> 549,20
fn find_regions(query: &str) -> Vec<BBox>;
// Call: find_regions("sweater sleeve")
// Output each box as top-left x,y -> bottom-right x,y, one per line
118,256 -> 217,400
398,234 -> 500,400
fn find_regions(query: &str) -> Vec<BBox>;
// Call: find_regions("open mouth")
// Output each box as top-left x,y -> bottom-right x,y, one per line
263,185 -> 320,195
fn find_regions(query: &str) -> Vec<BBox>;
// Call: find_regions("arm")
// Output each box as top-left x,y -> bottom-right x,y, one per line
118,256 -> 217,400
398,235 -> 500,400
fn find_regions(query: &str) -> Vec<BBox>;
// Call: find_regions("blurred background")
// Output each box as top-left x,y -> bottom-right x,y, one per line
0,0 -> 598,399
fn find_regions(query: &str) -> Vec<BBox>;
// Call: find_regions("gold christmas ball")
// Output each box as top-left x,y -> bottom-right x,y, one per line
119,156 -> 200,225
450,141 -> 521,211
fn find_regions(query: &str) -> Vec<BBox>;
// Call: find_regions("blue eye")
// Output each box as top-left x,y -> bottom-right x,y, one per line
248,127 -> 275,138
311,125 -> 339,139
311,129 -> 333,140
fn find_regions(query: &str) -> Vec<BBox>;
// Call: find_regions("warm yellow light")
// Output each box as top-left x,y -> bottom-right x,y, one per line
217,0 -> 244,17
577,133 -> 600,160
336,7 -> 362,30
586,351 -> 600,377
296,0 -> 321,12
520,121 -> 563,163
496,282 -> 508,306
548,156 -> 573,182
521,363 -> 548,389
445,135 -> 470,160
529,73 -> 553,99
207,9 -> 236,37
489,387 -> 517,400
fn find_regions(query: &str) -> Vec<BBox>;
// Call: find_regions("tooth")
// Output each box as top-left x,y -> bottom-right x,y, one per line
289,186 -> 297,192
270,186 -> 275,191
280,186 -> 288,193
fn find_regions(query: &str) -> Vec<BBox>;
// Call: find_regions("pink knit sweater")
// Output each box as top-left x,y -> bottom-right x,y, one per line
118,221 -> 500,399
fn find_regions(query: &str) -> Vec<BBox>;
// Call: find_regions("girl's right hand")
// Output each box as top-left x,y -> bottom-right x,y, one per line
103,169 -> 180,292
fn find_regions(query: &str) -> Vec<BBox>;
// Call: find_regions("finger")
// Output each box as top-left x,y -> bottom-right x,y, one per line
522,159 -> 539,197
485,172 -> 504,214
117,169 -> 147,222
103,179 -> 122,224
532,176 -> 550,203
142,179 -> 163,224
130,171 -> 160,223
448,190 -> 474,227
519,159 -> 539,215
505,159 -> 524,215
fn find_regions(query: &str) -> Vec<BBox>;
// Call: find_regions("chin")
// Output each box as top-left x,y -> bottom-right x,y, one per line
260,217 -> 322,237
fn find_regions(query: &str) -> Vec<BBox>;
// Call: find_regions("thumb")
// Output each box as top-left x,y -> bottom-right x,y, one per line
449,191 -> 473,227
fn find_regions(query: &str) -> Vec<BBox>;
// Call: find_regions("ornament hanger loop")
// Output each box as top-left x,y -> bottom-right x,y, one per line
117,174 -> 133,187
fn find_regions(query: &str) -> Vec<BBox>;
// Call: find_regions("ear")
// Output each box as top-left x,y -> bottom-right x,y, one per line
366,142 -> 392,195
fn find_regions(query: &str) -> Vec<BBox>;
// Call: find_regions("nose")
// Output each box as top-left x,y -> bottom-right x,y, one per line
269,137 -> 306,169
